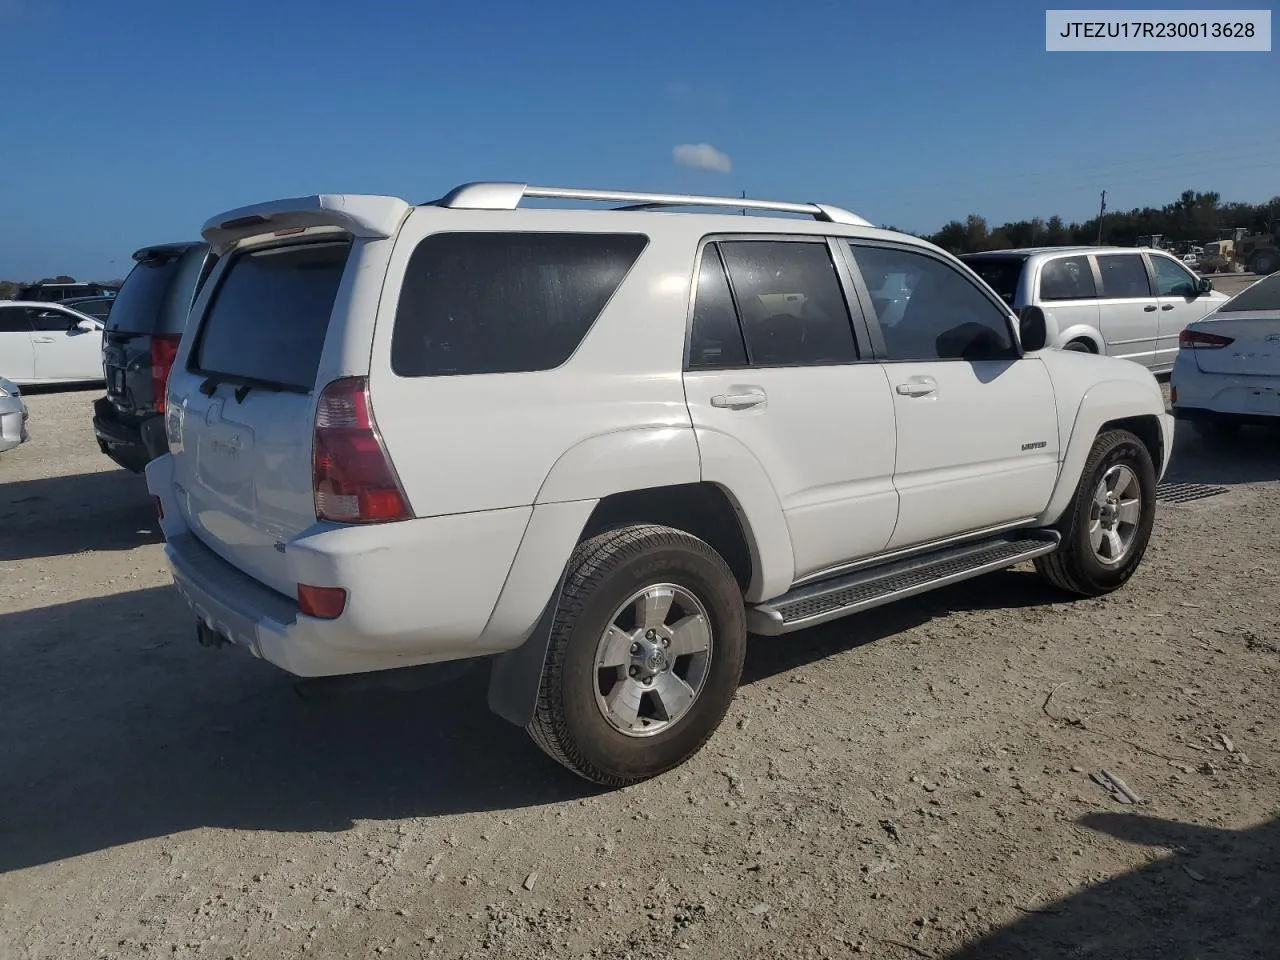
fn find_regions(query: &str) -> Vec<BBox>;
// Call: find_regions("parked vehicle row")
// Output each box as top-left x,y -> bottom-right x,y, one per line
5,181 -> 1277,785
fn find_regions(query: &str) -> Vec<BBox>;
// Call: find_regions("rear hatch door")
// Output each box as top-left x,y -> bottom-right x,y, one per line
168,236 -> 355,597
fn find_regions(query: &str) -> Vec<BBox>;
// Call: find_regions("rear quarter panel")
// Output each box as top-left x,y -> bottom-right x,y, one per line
366,209 -> 699,519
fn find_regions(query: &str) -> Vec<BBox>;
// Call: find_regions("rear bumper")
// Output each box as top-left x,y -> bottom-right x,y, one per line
1170,359 -> 1280,422
144,453 -> 554,678
93,397 -> 168,473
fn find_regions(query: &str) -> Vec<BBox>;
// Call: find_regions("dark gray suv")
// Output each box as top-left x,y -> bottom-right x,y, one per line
93,242 -> 217,473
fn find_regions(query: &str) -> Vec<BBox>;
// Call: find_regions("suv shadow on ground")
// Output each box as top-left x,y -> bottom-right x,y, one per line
947,812 -> 1280,959
0,469 -> 161,562
0,562 -> 1074,874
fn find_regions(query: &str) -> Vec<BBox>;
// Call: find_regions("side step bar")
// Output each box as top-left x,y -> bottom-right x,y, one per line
748,532 -> 1061,636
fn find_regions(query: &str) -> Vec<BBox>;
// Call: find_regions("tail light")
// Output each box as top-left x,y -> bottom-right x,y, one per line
150,334 -> 182,412
1179,329 -> 1233,350
312,376 -> 411,523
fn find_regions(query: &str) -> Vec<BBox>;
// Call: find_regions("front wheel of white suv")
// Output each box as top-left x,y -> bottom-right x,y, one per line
1034,429 -> 1157,597
526,523 -> 747,787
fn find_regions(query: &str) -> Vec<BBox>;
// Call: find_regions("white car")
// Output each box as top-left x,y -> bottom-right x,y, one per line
0,300 -> 105,386
0,376 -> 29,453
960,247 -> 1231,373
1171,273 -> 1280,439
146,181 -> 1173,786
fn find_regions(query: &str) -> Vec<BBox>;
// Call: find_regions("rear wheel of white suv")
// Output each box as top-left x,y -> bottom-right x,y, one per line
527,524 -> 747,787
1034,429 -> 1156,597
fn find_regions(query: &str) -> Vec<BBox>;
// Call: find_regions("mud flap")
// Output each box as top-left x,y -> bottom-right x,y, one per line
486,568 -> 568,728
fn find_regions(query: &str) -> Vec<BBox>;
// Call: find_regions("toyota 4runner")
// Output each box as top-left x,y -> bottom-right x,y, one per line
146,182 -> 1174,786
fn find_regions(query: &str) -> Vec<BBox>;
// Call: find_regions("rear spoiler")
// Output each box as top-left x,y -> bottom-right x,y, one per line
201,194 -> 412,255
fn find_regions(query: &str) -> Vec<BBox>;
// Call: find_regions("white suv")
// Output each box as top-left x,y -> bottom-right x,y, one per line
146,182 -> 1174,786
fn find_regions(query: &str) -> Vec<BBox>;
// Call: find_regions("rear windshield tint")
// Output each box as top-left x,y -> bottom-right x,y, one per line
961,256 -> 1027,306
192,239 -> 352,392
391,232 -> 648,377
108,246 -> 210,335
1222,274 -> 1280,313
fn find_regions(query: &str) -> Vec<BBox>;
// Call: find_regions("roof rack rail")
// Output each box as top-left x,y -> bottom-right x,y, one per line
424,182 -> 872,227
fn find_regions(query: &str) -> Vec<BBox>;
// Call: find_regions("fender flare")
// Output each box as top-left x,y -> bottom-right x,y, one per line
1049,320 -> 1104,354
1036,377 -> 1166,526
486,424 -> 795,726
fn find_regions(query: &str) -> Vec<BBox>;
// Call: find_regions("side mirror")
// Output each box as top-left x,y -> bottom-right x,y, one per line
1197,276 -> 1214,295
1018,305 -> 1048,352
75,319 -> 98,333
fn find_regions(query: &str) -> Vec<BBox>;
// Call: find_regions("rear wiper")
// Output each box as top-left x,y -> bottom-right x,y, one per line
233,380 -> 285,404
199,376 -> 222,396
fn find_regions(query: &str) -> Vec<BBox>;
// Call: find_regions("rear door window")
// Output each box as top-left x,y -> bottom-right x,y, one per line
391,232 -> 648,377
1095,254 -> 1153,299
717,240 -> 858,365
109,246 -> 211,336
1038,255 -> 1097,301
191,239 -> 352,392
962,256 -> 1027,306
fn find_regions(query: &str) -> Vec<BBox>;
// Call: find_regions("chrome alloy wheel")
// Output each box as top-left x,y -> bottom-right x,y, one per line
593,584 -> 713,737
1089,464 -> 1142,566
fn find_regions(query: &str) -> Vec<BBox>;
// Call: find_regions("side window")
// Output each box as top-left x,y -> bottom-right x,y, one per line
1151,255 -> 1198,298
848,244 -> 1018,362
1095,254 -> 1153,299
717,240 -> 857,366
0,307 -> 31,333
30,308 -> 73,331
391,232 -> 648,377
687,246 -> 748,370
1038,255 -> 1096,301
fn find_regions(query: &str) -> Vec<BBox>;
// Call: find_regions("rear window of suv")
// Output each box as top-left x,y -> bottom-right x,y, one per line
391,232 -> 648,377
109,246 -> 212,335
191,239 -> 352,392
960,255 -> 1027,306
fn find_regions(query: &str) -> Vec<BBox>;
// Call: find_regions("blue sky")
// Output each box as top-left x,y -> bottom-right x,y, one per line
1,0 -> 1276,279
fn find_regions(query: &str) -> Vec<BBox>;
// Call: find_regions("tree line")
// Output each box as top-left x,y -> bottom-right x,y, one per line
905,189 -> 1280,255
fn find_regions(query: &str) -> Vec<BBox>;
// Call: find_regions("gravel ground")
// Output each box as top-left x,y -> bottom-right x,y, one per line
1,383 -> 1277,960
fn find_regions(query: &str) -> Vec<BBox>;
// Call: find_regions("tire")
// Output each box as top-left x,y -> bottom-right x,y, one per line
526,523 -> 747,787
1034,430 -> 1157,598
1248,250 -> 1279,276
1064,339 -> 1093,354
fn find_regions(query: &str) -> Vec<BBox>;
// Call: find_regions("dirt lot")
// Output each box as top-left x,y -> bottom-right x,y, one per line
2,381 -> 1278,960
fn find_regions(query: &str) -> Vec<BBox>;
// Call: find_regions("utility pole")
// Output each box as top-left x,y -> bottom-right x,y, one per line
740,190 -> 746,216
1096,190 -> 1107,243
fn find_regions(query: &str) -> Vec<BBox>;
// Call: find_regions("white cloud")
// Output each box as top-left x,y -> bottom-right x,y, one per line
673,143 -> 733,174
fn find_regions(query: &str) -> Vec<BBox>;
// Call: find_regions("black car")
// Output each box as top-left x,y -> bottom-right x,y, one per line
93,242 -> 217,473
59,295 -> 116,321
17,280 -> 120,302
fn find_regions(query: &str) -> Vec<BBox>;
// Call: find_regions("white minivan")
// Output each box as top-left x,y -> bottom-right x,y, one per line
961,246 -> 1230,373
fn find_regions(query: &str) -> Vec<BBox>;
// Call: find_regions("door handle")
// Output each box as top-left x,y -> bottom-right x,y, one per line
710,390 -> 766,410
1143,305 -> 1157,312
1161,304 -> 1174,311
895,379 -> 937,398
32,336 -> 55,343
